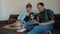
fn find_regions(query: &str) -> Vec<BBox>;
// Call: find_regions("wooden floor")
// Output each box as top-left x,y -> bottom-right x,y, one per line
0,28 -> 60,34
0,28 -> 26,34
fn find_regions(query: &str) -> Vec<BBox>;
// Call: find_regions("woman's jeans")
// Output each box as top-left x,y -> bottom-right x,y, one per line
27,24 -> 53,34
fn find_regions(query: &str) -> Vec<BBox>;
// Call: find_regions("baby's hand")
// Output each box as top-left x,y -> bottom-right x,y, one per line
34,21 -> 39,24
23,24 -> 27,28
39,23 -> 46,26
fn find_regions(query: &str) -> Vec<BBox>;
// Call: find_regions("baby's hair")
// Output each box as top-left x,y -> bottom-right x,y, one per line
29,12 -> 37,20
29,13 -> 39,22
29,12 -> 35,17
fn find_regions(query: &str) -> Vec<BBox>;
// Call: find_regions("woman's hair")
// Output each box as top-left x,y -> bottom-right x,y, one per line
26,3 -> 32,8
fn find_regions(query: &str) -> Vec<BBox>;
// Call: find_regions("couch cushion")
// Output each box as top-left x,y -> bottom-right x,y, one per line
54,14 -> 60,20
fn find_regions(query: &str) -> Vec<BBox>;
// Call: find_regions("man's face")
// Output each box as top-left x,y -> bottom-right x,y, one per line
37,5 -> 44,12
26,7 -> 32,13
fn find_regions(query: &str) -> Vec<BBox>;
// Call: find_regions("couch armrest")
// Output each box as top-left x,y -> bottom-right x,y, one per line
0,20 -> 8,27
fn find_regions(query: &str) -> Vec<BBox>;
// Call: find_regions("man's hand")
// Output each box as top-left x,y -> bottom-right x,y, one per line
39,20 -> 55,26
34,21 -> 40,24
39,23 -> 47,26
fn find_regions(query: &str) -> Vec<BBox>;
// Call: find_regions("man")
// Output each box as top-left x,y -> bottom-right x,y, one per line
27,2 -> 55,34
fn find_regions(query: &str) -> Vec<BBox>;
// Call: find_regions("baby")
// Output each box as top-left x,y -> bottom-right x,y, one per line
26,13 -> 39,25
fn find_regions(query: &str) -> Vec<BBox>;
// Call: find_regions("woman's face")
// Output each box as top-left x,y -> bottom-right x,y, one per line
26,7 -> 32,13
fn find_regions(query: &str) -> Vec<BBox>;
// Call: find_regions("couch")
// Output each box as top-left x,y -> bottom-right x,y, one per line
0,14 -> 60,34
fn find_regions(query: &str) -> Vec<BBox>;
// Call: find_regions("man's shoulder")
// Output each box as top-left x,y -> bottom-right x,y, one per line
45,9 -> 54,13
45,9 -> 53,12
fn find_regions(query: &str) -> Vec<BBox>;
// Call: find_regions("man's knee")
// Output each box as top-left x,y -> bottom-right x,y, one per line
33,26 -> 42,31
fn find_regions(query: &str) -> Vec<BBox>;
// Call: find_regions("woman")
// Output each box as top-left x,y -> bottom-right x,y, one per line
3,3 -> 33,32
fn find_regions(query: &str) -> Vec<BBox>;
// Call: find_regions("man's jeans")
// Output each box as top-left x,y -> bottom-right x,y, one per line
27,25 -> 53,34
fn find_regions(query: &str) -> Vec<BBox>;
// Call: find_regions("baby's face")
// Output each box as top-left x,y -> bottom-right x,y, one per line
30,14 -> 34,19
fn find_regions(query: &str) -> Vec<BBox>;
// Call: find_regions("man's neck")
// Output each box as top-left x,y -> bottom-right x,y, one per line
39,8 -> 45,13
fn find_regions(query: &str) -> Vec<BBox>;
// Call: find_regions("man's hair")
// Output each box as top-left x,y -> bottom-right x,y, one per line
37,2 -> 44,6
26,3 -> 32,8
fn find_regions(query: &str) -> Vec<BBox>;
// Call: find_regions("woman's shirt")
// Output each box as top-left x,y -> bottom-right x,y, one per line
18,11 -> 28,24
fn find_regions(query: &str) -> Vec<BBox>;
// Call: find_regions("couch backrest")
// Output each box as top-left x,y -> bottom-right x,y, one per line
54,14 -> 60,20
54,14 -> 60,29
8,14 -> 60,23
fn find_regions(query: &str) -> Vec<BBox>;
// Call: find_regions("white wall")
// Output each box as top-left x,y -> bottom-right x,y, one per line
0,0 -> 60,20
0,0 -> 6,20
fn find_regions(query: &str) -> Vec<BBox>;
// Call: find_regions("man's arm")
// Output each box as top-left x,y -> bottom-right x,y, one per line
39,20 -> 55,25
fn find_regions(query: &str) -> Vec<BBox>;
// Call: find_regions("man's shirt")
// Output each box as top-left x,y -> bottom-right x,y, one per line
37,9 -> 54,23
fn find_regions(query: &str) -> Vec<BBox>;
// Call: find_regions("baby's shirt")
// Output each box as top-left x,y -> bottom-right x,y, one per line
26,19 -> 37,25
